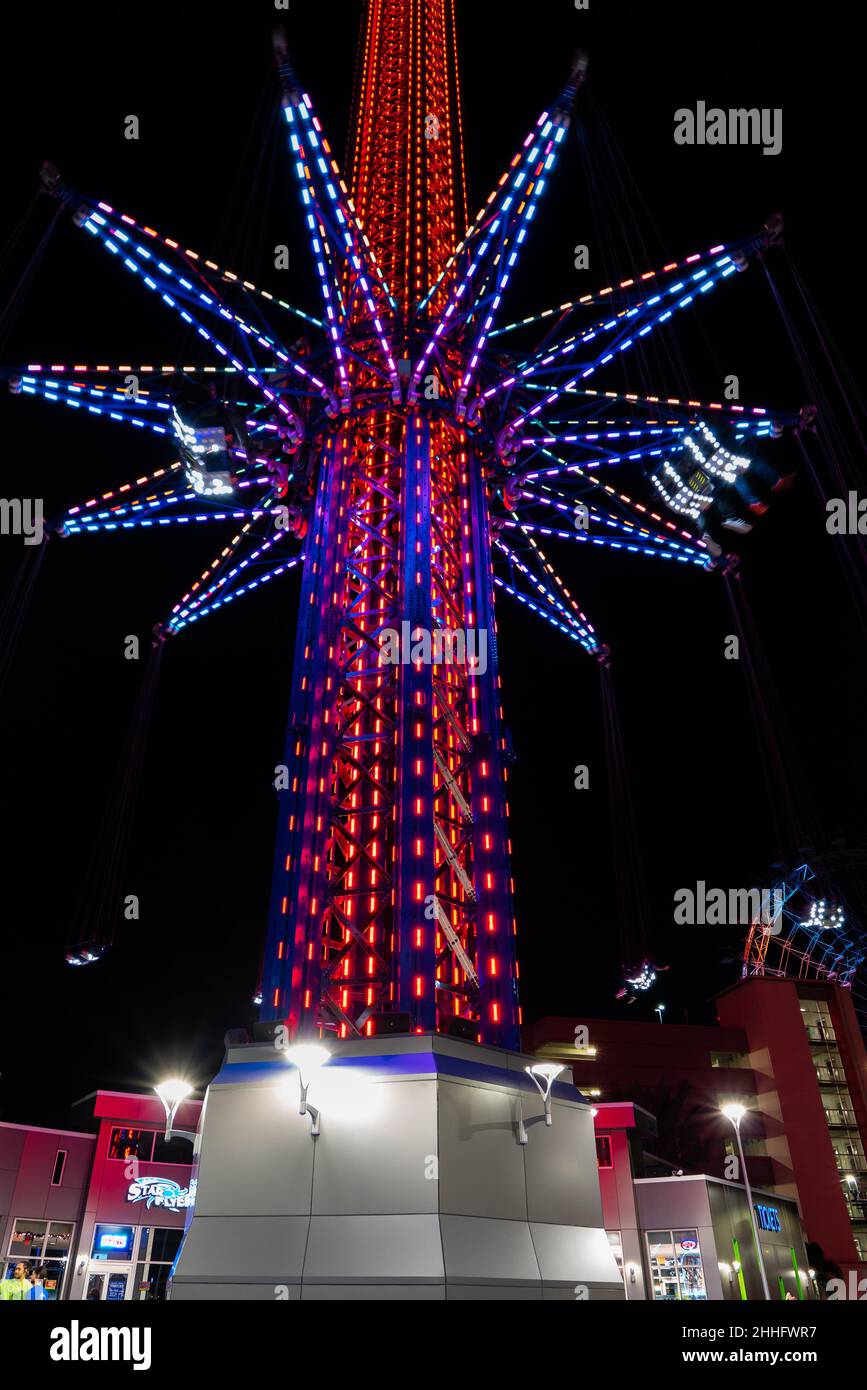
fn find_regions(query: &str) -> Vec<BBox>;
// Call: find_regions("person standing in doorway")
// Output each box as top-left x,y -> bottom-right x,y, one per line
0,1263 -> 30,1300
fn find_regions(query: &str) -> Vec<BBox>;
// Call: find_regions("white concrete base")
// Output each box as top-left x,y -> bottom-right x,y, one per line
170,1032 -> 623,1301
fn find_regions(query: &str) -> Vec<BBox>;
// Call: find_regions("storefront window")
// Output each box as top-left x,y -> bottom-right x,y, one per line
45,1222 -> 74,1257
131,1227 -> 183,1301
8,1219 -> 46,1258
5,1220 -> 74,1299
596,1135 -> 613,1168
91,1224 -> 135,1260
646,1229 -> 707,1300
674,1229 -> 707,1300
108,1128 -> 155,1162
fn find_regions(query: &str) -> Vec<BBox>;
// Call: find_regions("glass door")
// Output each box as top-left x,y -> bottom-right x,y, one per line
85,1266 -> 131,1300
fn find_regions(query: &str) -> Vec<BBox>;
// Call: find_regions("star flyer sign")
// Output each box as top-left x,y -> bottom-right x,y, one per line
126,1176 -> 197,1210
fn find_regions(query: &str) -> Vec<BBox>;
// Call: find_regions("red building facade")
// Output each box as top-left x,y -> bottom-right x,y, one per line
525,976 -> 867,1275
2,1091 -> 201,1301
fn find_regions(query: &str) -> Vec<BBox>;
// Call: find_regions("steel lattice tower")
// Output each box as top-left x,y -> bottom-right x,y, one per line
261,0 -> 522,1046
13,0 -> 796,1044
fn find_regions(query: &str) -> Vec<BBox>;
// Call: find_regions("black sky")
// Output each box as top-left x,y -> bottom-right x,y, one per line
1,1 -> 864,1128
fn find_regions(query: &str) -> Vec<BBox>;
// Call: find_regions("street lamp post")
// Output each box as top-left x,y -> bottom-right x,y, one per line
154,1078 -> 197,1144
721,1103 -> 771,1301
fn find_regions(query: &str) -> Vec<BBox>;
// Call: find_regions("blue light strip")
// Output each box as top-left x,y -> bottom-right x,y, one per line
457,122 -> 567,411
501,515 -> 707,567
493,536 -> 597,646
85,206 -> 330,401
283,94 -> 400,401
411,110 -> 557,398
167,554 -> 304,633
81,209 -> 329,422
492,573 -> 597,652
485,255 -> 736,408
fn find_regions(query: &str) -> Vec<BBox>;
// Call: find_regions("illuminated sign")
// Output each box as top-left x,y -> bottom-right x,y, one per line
92,1225 -> 134,1260
755,1203 -> 782,1232
126,1176 -> 197,1210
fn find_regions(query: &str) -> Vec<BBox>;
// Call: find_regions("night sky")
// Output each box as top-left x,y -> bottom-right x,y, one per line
1,1 -> 864,1129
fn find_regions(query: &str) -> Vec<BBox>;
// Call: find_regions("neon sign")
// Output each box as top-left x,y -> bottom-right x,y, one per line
754,1203 -> 781,1232
126,1176 -> 197,1210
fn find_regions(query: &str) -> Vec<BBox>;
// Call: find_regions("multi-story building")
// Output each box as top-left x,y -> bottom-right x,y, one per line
525,975 -> 867,1275
1,1090 -> 201,1301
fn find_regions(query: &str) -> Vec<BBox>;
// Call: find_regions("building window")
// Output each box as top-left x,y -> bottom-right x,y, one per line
646,1229 -> 708,1301
51,1149 -> 68,1186
151,1133 -> 194,1165
92,1225 -> 135,1261
108,1128 -> 155,1163
710,1051 -> 749,1069
132,1227 -> 184,1301
4,1220 -> 74,1300
595,1135 -> 613,1169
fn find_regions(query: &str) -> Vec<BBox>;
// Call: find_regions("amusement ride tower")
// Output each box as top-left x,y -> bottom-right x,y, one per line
260,0 -> 533,1049
5,0 -> 807,1302
9,2 -> 795,1051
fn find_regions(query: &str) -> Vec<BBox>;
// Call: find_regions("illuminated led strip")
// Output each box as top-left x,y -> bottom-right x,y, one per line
17,378 -> 170,433
530,446 -> 702,542
493,535 -> 594,644
523,481 -> 693,550
514,487 -> 707,561
512,526 -> 596,636
504,259 -> 732,389
419,108 -> 551,313
521,386 -> 770,421
521,425 -> 684,445
501,517 -> 704,563
449,0 -> 470,236
62,475 -> 269,530
516,437 -> 678,468
63,508 -> 270,534
21,363 -> 289,376
489,241 -> 732,337
64,461 -> 184,516
492,573 -> 594,650
501,260 -> 739,432
19,375 -> 279,473
412,113 -> 556,397
282,103 -> 351,402
173,517 -> 287,620
80,214 -> 321,427
171,506 -> 283,616
168,554 -> 304,633
79,196 -> 326,332
86,208 -> 330,410
538,415 -> 775,436
484,256 -> 735,406
17,370 -> 289,440
283,94 -> 400,399
457,122 -> 567,410
296,91 -> 397,312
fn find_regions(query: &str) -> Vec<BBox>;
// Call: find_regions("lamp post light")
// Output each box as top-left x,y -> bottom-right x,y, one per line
153,1079 -> 197,1144
721,1102 -> 771,1301
516,1062 -> 565,1145
284,1042 -> 330,1137
654,1003 -> 666,1024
